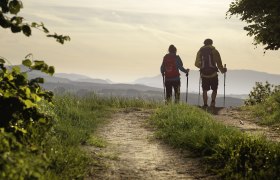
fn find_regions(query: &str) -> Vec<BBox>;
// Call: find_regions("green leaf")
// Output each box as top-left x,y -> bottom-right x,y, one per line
10,16 -> 23,24
22,25 -> 31,36
31,93 -> 42,102
11,24 -> 21,33
34,60 -> 44,66
12,66 -> 20,73
22,59 -> 32,67
24,87 -> 31,98
48,66 -> 55,75
6,74 -> 14,81
0,58 -> 5,64
38,118 -> 47,124
34,77 -> 44,84
43,26 -> 49,33
24,99 -> 35,108
31,22 -> 37,27
9,0 -> 21,14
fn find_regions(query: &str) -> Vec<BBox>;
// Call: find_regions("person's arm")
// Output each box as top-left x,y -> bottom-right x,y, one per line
160,59 -> 165,75
195,50 -> 201,68
213,49 -> 226,73
176,56 -> 189,74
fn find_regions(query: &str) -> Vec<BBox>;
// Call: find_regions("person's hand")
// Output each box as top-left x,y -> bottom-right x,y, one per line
223,68 -> 227,73
186,69 -> 190,76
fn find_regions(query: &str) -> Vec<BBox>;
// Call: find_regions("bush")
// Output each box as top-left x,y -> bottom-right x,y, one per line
0,58 -> 55,179
245,81 -> 280,106
249,91 -> 280,125
0,131 -> 49,180
0,58 -> 55,140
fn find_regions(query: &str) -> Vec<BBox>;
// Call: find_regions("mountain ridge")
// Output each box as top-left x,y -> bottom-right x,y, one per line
134,69 -> 280,95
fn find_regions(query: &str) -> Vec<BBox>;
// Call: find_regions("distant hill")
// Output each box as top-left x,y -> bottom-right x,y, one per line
134,70 -> 280,95
54,73 -> 112,84
6,65 -> 246,107
9,65 -> 112,84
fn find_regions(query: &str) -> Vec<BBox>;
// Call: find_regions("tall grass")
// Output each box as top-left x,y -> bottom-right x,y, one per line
150,104 -> 280,179
150,104 -> 238,155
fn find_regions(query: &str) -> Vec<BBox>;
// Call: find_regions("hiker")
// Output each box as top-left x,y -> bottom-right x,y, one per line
161,44 -> 190,103
195,39 -> 227,108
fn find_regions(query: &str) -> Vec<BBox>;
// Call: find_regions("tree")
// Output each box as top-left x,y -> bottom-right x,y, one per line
227,0 -> 280,51
0,0 -> 70,44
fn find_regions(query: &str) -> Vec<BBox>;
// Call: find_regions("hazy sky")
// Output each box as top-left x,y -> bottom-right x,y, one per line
1,0 -> 280,82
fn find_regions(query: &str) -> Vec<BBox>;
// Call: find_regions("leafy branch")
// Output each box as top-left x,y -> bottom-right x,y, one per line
0,0 -> 70,44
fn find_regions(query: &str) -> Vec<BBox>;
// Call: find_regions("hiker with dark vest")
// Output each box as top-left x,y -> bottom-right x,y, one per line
195,39 -> 227,108
161,44 -> 190,103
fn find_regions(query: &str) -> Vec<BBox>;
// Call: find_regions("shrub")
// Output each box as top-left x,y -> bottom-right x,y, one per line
250,91 -> 280,125
0,58 -> 55,179
245,81 -> 280,106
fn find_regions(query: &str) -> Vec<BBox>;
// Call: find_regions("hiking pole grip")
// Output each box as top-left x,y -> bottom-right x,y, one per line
223,64 -> 226,107
162,73 -> 166,102
186,72 -> 189,103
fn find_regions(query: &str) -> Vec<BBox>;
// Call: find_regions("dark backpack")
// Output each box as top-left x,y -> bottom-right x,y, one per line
163,54 -> 180,78
200,47 -> 218,75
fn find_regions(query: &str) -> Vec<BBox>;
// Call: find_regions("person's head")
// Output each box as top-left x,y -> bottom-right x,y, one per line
204,39 -> 213,46
168,44 -> 177,54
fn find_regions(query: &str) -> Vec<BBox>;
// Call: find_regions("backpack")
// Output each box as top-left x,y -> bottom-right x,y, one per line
163,54 -> 180,78
200,47 -> 218,75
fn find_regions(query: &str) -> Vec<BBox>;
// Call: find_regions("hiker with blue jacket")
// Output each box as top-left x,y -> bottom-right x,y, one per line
161,44 -> 190,103
195,39 -> 227,108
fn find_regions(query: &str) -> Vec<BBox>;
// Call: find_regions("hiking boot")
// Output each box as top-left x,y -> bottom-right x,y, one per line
210,100 -> 215,107
202,104 -> 208,109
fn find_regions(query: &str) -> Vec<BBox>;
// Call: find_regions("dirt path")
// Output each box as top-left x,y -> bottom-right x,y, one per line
211,107 -> 280,142
86,108 -> 215,180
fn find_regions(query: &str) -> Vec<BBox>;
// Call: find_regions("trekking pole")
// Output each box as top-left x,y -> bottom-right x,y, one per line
223,64 -> 226,107
198,73 -> 201,106
186,72 -> 189,103
162,73 -> 166,102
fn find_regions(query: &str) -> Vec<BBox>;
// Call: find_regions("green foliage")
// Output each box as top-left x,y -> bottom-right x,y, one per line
227,0 -> 280,50
0,0 -> 70,44
249,91 -> 280,125
0,58 -> 54,138
210,134 -> 280,179
0,131 -> 49,180
245,81 -> 280,105
150,104 -> 280,179
0,57 -> 56,179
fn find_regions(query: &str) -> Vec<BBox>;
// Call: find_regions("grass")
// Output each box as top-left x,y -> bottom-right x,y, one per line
3,91 -> 280,179
150,103 -> 280,179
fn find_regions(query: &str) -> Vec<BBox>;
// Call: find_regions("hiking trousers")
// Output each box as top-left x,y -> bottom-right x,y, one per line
165,80 -> 181,103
